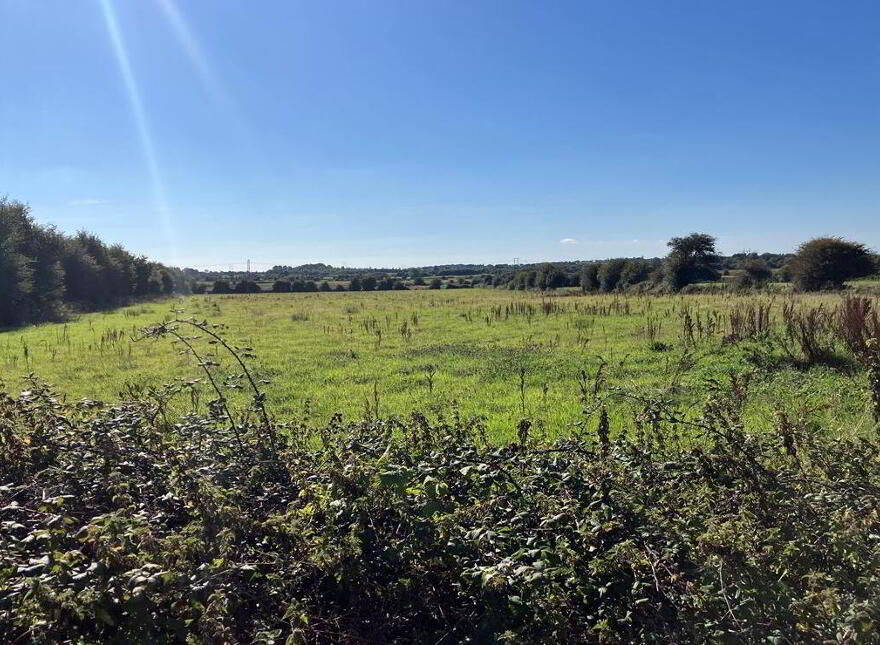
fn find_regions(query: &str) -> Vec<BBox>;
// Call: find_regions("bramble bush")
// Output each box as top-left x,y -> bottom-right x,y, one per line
3,361 -> 880,642
3,310 -> 880,643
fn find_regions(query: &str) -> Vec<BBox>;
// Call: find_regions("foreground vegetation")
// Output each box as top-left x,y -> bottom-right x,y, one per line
3,291 -> 880,641
3,364 -> 880,642
2,290 -> 879,438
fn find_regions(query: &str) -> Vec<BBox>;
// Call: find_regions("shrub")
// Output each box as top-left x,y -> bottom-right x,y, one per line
211,279 -> 232,294
429,277 -> 442,289
377,276 -> 396,291
272,280 -> 292,293
789,237 -> 874,291
732,257 -> 773,290
233,280 -> 261,294
780,302 -> 836,366
835,297 -> 880,421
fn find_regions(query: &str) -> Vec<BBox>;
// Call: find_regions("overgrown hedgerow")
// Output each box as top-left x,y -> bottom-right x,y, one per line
3,369 -> 880,643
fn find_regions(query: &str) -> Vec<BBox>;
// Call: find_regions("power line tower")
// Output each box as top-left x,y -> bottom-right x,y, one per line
246,259 -> 251,274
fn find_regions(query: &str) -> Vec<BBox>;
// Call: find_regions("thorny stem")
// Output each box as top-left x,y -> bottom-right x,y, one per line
171,319 -> 277,455
167,328 -> 244,453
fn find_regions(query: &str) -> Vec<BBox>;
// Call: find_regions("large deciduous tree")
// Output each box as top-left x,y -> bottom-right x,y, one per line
664,233 -> 720,291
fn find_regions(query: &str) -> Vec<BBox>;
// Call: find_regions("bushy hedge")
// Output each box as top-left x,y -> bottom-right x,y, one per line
2,374 -> 880,643
0,198 -> 189,327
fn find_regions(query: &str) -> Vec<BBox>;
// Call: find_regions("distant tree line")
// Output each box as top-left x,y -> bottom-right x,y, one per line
193,262 -> 510,285
210,273 -> 412,294
492,258 -> 664,293
0,198 -> 190,327
212,234 -> 878,296
5,194 -> 878,327
188,239 -> 879,296
490,234 -> 877,294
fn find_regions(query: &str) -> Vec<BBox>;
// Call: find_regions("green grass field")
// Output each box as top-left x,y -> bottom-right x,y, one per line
1,289 -> 875,440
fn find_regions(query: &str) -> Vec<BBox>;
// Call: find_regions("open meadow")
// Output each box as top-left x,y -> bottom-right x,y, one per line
1,289 -> 876,440
6,288 -> 880,642
7,2 -> 880,639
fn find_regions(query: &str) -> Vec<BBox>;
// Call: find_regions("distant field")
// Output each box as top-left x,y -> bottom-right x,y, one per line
0,289 -> 875,439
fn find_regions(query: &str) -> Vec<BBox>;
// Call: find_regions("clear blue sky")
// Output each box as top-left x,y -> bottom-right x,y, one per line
1,1 -> 878,268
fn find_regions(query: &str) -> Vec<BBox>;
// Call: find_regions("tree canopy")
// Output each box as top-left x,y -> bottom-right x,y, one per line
0,198 -> 188,327
664,233 -> 721,291
789,237 -> 875,291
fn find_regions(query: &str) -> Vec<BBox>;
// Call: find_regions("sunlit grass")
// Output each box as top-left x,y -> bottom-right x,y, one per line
0,289 -> 873,439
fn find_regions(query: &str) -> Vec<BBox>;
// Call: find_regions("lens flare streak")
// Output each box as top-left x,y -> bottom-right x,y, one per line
156,0 -> 228,106
98,0 -> 177,262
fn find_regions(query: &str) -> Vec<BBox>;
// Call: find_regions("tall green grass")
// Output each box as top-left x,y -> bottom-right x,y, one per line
0,290 -> 876,439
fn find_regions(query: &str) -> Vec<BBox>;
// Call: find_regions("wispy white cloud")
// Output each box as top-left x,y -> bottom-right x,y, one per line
68,198 -> 110,206
560,238 -> 578,245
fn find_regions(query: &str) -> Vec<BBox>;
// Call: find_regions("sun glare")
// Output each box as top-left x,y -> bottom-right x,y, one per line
98,0 -> 178,263
156,0 -> 228,108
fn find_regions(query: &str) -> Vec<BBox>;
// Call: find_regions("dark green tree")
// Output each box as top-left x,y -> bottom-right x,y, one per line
580,264 -> 599,292
732,256 -> 773,290
619,260 -> 650,288
537,263 -> 567,290
598,259 -> 627,292
664,233 -> 721,291
160,271 -> 175,295
789,237 -> 874,291
0,203 -> 33,326
0,197 -> 188,325
361,275 -> 378,291
233,280 -> 261,293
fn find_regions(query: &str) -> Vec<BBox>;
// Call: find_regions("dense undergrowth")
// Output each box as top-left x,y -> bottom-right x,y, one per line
3,366 -> 880,643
